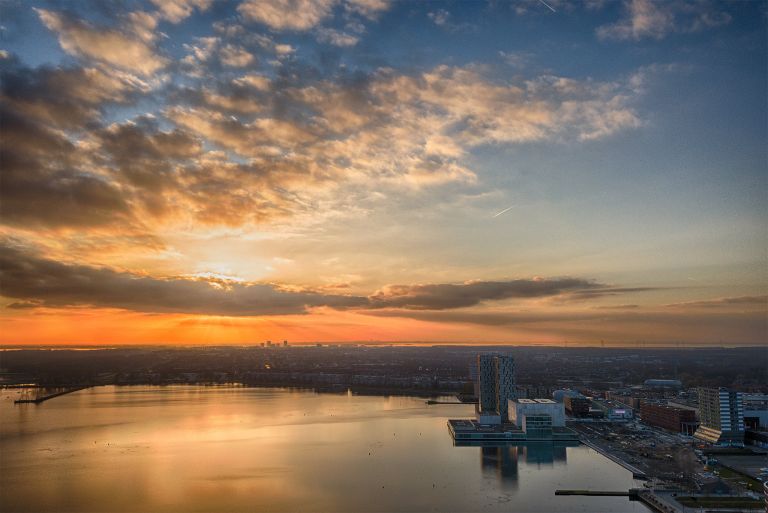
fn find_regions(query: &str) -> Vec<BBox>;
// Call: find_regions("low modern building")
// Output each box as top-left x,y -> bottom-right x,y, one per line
694,387 -> 745,446
640,402 -> 698,434
591,400 -> 634,421
448,398 -> 577,443
509,399 -> 566,439
447,419 -> 579,444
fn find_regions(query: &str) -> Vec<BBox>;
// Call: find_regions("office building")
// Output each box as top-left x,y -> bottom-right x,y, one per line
476,353 -> 515,423
510,399 -> 565,439
743,393 -> 768,429
640,402 -> 698,434
694,387 -> 745,446
563,395 -> 591,417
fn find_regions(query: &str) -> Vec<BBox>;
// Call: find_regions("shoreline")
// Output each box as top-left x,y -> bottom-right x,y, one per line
580,438 -> 648,479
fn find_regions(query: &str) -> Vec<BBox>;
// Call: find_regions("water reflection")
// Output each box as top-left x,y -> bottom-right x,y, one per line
481,445 -> 519,485
476,443 -> 571,487
0,387 -> 648,513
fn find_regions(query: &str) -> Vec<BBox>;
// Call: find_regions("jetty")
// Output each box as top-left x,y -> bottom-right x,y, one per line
555,489 -> 636,497
14,386 -> 90,404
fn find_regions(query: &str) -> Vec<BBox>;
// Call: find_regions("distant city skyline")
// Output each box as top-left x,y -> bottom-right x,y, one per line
0,0 -> 765,346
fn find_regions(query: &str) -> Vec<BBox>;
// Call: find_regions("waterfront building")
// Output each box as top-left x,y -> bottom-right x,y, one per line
640,402 -> 698,434
448,398 -> 577,443
510,399 -> 565,438
476,353 -> 515,423
694,387 -> 745,446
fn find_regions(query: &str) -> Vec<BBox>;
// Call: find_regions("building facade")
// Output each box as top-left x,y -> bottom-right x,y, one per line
694,387 -> 745,446
477,353 -> 515,423
564,396 -> 591,417
743,393 -> 768,429
509,399 -> 565,439
640,402 -> 698,434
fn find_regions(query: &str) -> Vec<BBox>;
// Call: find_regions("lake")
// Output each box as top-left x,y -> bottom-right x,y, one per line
0,386 -> 650,512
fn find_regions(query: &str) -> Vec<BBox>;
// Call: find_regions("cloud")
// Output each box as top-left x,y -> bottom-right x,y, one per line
0,242 -> 367,316
665,295 -> 768,309
274,44 -> 295,55
0,241 -> 653,316
597,0 -> 731,41
344,0 -> 391,20
238,0 -> 337,31
498,51 -> 531,69
0,102 -> 132,229
428,9 -> 450,27
564,287 -> 661,301
166,64 -> 642,197
367,278 -> 604,310
361,307 -> 767,345
316,27 -> 360,47
35,9 -> 168,76
0,47 -> 645,236
150,0 -> 212,23
219,45 -> 255,67
427,8 -> 475,32
0,58 -> 139,128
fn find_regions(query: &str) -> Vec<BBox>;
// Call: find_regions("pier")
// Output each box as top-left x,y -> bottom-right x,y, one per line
555,489 -> 637,497
14,386 -> 90,404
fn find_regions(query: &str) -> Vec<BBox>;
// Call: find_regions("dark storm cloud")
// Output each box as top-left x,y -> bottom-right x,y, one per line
665,295 -> 768,308
0,58 -> 150,228
0,242 -> 647,316
362,308 -> 767,340
0,105 -> 132,228
0,56 -> 136,128
0,243 -> 368,316
565,287 -> 662,300
94,119 -> 203,216
364,309 -> 593,326
367,279 -> 604,310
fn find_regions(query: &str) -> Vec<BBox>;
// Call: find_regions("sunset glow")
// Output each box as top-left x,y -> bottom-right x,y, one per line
0,0 -> 765,346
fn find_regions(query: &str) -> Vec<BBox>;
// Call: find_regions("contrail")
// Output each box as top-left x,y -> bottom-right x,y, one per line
492,205 -> 515,218
539,0 -> 556,12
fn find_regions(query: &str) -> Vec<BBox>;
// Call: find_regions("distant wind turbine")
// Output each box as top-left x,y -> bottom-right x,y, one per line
492,205 -> 516,218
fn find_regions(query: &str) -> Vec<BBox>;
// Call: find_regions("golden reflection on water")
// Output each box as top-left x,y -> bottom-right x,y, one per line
1,386 -> 648,512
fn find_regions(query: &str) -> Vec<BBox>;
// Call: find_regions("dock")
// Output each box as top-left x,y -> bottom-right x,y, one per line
556,489 -> 636,497
554,489 -> 670,512
14,386 -> 90,404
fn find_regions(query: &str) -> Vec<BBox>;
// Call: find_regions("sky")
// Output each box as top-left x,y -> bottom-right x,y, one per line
0,0 -> 765,346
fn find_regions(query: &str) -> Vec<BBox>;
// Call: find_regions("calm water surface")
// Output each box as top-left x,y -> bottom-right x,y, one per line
1,386 -> 650,512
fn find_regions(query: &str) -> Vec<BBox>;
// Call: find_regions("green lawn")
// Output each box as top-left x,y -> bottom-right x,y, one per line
714,465 -> 765,492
